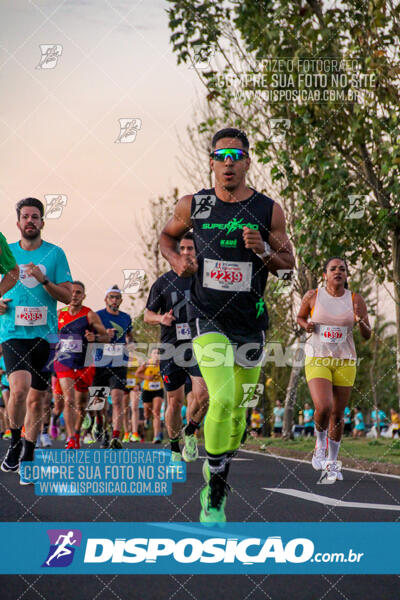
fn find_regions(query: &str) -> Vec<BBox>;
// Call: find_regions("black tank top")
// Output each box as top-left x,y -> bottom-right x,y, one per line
188,187 -> 274,334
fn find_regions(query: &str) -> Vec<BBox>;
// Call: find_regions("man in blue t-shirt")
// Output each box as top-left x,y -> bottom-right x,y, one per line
344,406 -> 352,435
273,400 -> 285,437
93,285 -> 134,449
353,406 -> 365,437
0,198 -> 72,482
371,408 -> 387,432
303,402 -> 314,437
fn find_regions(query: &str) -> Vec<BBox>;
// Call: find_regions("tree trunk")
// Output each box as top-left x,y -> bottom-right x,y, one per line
259,364 -> 271,437
369,286 -> 380,436
281,262 -> 316,441
369,367 -> 380,437
282,333 -> 306,439
392,227 -> 400,410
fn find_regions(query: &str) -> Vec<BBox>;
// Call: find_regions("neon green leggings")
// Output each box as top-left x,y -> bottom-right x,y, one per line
193,332 -> 261,454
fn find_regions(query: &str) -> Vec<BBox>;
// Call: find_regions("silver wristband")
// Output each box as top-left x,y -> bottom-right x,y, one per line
256,242 -> 272,259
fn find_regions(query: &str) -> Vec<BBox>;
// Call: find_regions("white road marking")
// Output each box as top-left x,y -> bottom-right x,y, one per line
199,456 -> 251,462
264,488 -> 400,511
240,448 -> 400,480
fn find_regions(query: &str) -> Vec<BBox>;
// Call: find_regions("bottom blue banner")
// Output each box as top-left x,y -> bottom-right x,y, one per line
1,522 -> 397,574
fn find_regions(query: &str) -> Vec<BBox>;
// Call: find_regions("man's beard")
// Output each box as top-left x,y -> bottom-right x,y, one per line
222,182 -> 239,192
22,227 -> 40,240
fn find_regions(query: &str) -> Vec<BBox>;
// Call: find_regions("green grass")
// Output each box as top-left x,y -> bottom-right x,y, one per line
245,436 -> 400,465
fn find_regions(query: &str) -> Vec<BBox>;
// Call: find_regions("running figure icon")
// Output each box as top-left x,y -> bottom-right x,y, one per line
45,531 -> 77,566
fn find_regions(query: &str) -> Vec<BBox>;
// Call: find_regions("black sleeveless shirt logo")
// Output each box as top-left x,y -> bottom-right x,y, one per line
188,187 -> 274,334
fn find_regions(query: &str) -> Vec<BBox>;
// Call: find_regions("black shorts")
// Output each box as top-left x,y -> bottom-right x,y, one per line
304,425 -> 314,436
0,395 -> 4,408
124,383 -> 140,395
160,352 -> 201,392
344,422 -> 352,433
142,389 -> 163,403
2,337 -> 51,391
190,318 -> 265,368
1,385 -> 9,392
274,426 -> 282,434
251,427 -> 262,434
92,366 -> 127,391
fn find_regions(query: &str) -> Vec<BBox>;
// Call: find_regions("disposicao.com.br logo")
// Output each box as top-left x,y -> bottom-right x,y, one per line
36,528 -> 365,574
82,535 -> 364,567
84,535 -> 315,564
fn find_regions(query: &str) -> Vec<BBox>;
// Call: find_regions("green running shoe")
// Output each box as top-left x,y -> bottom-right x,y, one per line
83,433 -> 95,445
182,433 -> 199,462
199,485 -> 227,523
167,451 -> 184,474
82,413 -> 92,431
202,459 -> 210,483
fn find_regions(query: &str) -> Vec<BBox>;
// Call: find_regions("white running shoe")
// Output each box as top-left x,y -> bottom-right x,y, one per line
40,433 -> 52,448
312,445 -> 327,470
19,462 -> 34,486
317,460 -> 343,484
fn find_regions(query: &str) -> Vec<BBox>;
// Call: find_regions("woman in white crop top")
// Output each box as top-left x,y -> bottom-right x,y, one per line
297,257 -> 371,482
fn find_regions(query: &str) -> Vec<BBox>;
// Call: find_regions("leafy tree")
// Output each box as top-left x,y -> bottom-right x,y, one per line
132,189 -> 179,305
129,190 -> 179,351
167,0 -> 400,408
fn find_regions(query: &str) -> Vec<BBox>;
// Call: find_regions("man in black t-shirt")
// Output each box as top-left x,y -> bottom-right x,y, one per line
144,233 -> 208,467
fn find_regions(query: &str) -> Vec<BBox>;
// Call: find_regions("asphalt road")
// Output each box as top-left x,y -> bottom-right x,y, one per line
0,439 -> 398,599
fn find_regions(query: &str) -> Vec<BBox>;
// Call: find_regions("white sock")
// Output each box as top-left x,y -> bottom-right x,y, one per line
328,437 -> 341,461
315,429 -> 327,450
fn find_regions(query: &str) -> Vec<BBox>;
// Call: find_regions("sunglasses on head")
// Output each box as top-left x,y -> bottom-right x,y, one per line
210,148 -> 249,161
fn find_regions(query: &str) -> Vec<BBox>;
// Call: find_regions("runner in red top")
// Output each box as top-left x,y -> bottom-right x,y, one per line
54,281 -> 110,449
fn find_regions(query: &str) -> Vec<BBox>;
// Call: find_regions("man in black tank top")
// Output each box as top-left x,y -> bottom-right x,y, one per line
160,128 -> 294,522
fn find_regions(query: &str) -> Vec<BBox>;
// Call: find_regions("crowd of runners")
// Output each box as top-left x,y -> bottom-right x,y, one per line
0,127 -> 376,520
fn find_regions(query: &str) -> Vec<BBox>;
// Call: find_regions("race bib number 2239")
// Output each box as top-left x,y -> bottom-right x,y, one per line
203,259 -> 252,292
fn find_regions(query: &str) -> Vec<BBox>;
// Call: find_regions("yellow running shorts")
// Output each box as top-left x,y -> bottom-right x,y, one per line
305,356 -> 357,387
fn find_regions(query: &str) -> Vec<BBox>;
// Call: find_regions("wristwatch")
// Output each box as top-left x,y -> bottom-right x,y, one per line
42,277 -> 50,286
256,242 -> 272,259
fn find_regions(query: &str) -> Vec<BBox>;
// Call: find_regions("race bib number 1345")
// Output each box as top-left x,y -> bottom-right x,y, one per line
176,322 -> 191,340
